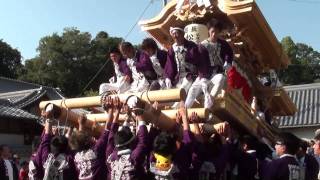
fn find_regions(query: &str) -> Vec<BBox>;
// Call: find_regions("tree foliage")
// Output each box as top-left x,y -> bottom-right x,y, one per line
279,36 -> 320,85
19,28 -> 122,97
0,39 -> 22,78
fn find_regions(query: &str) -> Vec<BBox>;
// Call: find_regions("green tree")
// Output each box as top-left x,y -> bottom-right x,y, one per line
19,28 -> 122,97
279,36 -> 320,85
0,39 -> 22,78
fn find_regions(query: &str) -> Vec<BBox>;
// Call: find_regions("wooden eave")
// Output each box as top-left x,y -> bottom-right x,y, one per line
222,0 -> 290,70
268,88 -> 297,116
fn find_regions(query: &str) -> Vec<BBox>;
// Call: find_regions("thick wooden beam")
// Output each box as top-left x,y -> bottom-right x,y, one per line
53,107 -> 104,137
86,108 -> 209,123
211,90 -> 277,143
39,88 -> 186,109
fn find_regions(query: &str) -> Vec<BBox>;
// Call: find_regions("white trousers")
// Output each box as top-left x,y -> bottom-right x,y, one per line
185,73 -> 225,109
127,77 -> 150,93
185,77 -> 212,108
172,76 -> 193,108
99,77 -> 130,95
176,76 -> 193,93
208,73 -> 225,97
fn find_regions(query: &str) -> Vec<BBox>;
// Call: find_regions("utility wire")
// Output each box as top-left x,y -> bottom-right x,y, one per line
79,0 -> 154,96
124,0 -> 154,40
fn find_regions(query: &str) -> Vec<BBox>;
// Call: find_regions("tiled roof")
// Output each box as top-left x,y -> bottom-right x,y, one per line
279,83 -> 320,128
0,105 -> 41,121
0,77 -> 63,122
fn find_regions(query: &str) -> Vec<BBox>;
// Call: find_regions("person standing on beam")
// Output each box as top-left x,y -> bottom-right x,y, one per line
201,19 -> 233,105
164,26 -> 210,108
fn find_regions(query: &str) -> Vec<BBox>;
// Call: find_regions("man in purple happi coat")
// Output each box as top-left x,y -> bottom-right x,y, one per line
99,47 -> 132,95
233,135 -> 259,180
185,19 -> 234,109
265,132 -> 301,180
69,96 -> 114,180
106,97 -> 148,180
37,107 -> 77,180
119,41 -> 157,92
28,132 -> 44,180
164,26 -> 210,108
149,101 -> 194,180
191,121 -> 234,180
141,38 -> 168,90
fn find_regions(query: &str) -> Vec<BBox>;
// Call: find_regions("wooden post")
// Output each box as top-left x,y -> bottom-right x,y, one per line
53,107 -> 104,137
39,88 -> 186,110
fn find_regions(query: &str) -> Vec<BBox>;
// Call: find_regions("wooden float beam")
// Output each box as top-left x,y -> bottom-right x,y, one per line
86,108 -> 209,123
39,88 -> 186,110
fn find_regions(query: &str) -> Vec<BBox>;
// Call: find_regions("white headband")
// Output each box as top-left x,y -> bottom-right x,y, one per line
169,27 -> 184,35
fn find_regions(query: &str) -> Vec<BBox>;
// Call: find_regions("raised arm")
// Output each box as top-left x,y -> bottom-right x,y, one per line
189,112 -> 203,143
93,96 -> 114,158
40,109 -> 54,165
131,114 -> 148,165
106,97 -> 121,157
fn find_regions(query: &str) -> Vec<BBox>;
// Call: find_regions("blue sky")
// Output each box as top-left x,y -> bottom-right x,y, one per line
0,0 -> 319,61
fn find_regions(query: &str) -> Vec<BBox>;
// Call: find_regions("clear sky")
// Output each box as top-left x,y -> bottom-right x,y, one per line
0,0 -> 319,61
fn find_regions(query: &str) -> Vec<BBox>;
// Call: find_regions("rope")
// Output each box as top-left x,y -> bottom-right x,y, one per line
79,0 -> 154,96
123,0 -> 154,40
80,59 -> 111,96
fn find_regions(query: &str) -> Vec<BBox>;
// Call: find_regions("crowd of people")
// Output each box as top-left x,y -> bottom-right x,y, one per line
1,98 -> 320,180
1,18 -> 320,180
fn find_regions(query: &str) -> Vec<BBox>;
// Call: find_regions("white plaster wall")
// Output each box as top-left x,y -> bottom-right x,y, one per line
0,133 -> 24,145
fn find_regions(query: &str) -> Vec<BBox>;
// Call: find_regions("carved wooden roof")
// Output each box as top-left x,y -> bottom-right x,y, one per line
140,0 -> 296,116
139,0 -> 290,73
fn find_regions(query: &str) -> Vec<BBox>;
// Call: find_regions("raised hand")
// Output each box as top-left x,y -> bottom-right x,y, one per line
214,121 -> 230,137
175,112 -> 182,125
102,96 -> 113,112
113,97 -> 123,112
151,101 -> 161,116
112,97 -> 122,123
78,114 -> 87,132
189,112 -> 201,124
178,100 -> 187,118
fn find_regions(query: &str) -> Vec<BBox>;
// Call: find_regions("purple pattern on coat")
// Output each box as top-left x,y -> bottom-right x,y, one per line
40,134 -> 78,180
191,141 -> 234,180
106,123 -> 148,179
135,50 -> 157,80
265,155 -> 300,180
74,126 -> 110,180
164,40 -> 210,85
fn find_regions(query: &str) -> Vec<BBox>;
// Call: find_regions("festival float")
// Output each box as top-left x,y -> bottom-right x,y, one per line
39,0 -> 297,144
